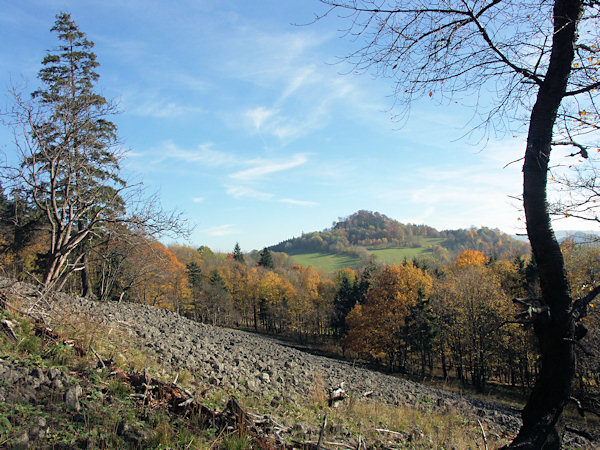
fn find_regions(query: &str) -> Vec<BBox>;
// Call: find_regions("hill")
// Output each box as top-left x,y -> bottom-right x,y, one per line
270,210 -> 529,271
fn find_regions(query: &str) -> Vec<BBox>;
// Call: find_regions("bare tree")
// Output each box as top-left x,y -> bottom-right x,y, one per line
316,0 -> 600,447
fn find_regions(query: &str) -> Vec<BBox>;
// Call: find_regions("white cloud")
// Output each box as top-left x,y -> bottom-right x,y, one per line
164,141 -> 239,166
279,65 -> 316,101
226,185 -> 273,201
202,224 -> 237,237
192,197 -> 204,203
279,198 -> 318,207
128,100 -> 204,118
121,89 -> 205,118
245,106 -> 278,131
229,154 -> 308,181
221,25 -> 386,143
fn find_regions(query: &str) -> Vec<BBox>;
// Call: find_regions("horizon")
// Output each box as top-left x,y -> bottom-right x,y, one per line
1,1 -> 596,253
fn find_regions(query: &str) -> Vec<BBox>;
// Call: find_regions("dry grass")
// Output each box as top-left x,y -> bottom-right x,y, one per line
308,369 -> 328,405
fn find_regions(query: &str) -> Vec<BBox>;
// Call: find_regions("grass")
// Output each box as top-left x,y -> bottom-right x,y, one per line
286,238 -> 445,273
288,251 -> 362,272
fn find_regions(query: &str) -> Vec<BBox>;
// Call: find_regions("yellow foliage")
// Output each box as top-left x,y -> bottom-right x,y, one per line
454,249 -> 488,268
344,263 -> 432,361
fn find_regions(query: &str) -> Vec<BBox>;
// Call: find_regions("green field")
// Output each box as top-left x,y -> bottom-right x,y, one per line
287,252 -> 362,272
368,238 -> 445,264
286,238 -> 445,273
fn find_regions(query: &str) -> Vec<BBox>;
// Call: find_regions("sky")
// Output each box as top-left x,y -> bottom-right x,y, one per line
0,0 -> 594,252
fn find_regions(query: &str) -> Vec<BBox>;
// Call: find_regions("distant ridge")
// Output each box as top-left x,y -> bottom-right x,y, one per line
270,210 -> 529,269
513,230 -> 599,244
555,230 -> 599,243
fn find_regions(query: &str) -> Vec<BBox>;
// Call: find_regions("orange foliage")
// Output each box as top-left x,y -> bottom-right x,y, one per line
128,241 -> 188,312
344,263 -> 432,362
455,249 -> 488,268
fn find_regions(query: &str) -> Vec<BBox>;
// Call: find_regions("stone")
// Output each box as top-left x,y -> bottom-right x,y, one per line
259,372 -> 270,383
65,385 -> 83,411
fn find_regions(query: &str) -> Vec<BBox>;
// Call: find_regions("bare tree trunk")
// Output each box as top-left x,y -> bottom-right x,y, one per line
80,252 -> 92,298
510,1 -> 583,447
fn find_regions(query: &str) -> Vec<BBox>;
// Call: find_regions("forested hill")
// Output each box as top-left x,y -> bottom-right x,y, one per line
270,210 -> 529,260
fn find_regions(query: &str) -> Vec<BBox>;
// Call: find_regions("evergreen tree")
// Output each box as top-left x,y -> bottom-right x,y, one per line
5,12 -> 126,291
186,262 -> 203,288
332,275 -> 357,335
232,242 -> 244,263
257,247 -> 275,269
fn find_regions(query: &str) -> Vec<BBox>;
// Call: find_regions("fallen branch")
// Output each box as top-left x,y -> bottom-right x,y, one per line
1,319 -> 18,341
317,414 -> 328,449
477,419 -> 488,450
89,345 -> 106,369
329,383 -> 347,408
304,440 -> 355,449
375,428 -> 405,437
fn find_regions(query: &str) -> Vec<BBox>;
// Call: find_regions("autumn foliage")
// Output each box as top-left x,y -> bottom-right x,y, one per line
2,202 -> 599,395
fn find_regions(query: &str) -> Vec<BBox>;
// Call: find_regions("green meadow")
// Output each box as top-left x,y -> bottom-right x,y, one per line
286,238 -> 444,273
287,252 -> 362,272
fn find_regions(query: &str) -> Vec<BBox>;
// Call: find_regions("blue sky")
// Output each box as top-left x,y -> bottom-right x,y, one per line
0,0 -> 589,252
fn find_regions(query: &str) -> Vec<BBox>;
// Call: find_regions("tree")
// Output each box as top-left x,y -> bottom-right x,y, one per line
318,1 -> 600,445
1,13 -> 126,292
2,13 -> 185,295
433,262 -> 512,391
344,263 -> 432,370
258,247 -> 275,269
232,242 -> 245,263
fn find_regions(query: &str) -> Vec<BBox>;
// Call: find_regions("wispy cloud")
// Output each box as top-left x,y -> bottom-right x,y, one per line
128,100 -> 204,118
202,224 -> 237,237
279,198 -> 318,207
223,27 -> 384,143
279,65 -> 316,101
164,141 -> 239,166
229,154 -> 308,181
226,186 -> 273,201
120,88 -> 204,119
245,106 -> 278,131
192,197 -> 204,203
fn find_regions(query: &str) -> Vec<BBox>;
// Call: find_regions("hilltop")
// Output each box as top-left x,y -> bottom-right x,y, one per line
270,210 -> 529,271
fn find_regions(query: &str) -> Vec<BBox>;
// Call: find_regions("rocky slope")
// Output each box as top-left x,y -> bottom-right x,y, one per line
1,278 -> 595,448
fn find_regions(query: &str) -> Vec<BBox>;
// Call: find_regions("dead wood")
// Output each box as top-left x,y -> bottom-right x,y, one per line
1,319 -> 18,341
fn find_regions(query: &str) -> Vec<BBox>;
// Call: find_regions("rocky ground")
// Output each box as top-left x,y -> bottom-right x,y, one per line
1,278 -> 597,448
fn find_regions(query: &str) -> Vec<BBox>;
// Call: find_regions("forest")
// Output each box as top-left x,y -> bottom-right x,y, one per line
2,176 -> 600,400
